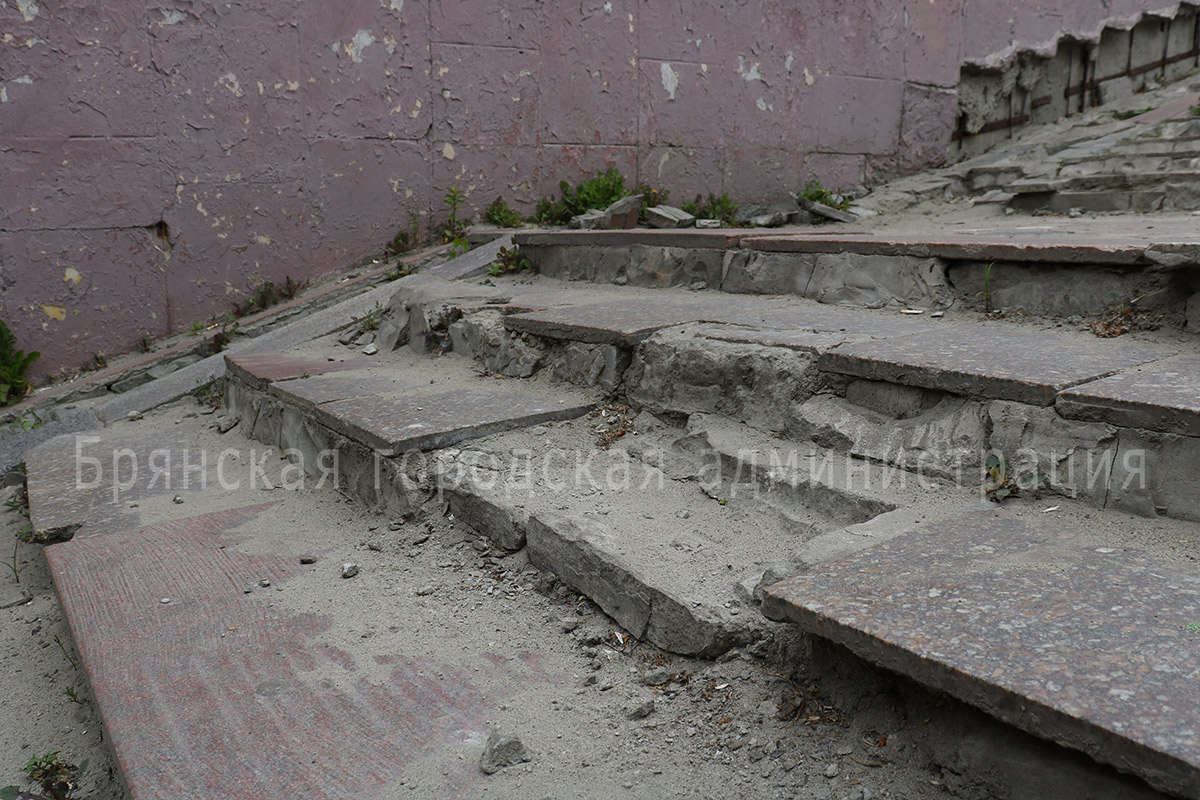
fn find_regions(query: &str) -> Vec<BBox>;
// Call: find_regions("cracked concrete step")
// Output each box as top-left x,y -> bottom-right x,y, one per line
434,415 -> 945,658
225,353 -> 595,457
1057,354 -> 1200,436
763,506 -> 1200,800
818,325 -> 1176,406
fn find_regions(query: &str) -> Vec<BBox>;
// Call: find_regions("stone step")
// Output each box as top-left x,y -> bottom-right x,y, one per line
762,506 -> 1200,800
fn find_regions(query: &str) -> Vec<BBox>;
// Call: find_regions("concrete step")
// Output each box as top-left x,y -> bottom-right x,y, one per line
762,505 -> 1200,800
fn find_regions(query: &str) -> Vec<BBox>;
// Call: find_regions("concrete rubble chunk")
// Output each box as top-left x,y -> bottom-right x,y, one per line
479,731 -> 532,774
644,204 -> 696,228
601,194 -> 642,230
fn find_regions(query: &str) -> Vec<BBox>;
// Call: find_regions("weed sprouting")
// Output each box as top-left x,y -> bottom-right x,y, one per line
0,321 -> 39,408
0,751 -> 89,800
681,193 -> 739,226
484,197 -> 523,228
488,245 -> 534,277
799,180 -> 848,210
984,454 -> 1043,502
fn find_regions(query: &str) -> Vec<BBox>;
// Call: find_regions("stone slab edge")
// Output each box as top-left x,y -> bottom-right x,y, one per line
502,316 -> 675,347
514,229 -> 760,249
423,235 -> 513,281
818,350 -> 1070,406
760,592 -> 1197,800
525,511 -> 751,658
1056,392 -> 1200,437
743,236 -> 1149,265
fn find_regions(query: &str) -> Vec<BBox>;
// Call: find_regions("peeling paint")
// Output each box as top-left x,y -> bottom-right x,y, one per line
737,56 -> 763,83
63,267 -> 81,284
41,305 -> 65,322
803,67 -> 815,86
441,142 -> 455,160
159,9 -> 187,25
660,62 -> 679,101
217,72 -> 244,97
254,234 -> 272,245
13,75 -> 32,84
346,29 -> 375,63
387,0 -> 403,13
785,52 -> 795,74
0,87 -> 6,104
15,0 -> 38,22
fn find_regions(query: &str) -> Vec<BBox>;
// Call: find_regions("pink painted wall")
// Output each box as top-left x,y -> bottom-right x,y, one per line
0,0 -> 1169,377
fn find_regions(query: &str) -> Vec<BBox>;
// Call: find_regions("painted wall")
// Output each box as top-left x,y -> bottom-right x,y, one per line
0,0 -> 1169,377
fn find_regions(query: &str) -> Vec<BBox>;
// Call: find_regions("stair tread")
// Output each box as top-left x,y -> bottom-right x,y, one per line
763,507 -> 1200,799
1057,354 -> 1200,435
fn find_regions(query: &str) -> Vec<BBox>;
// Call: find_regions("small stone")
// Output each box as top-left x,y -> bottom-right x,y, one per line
411,534 -> 430,546
338,328 -> 360,346
0,587 -> 32,609
368,523 -> 380,532
389,520 -> 404,531
215,415 -> 238,434
583,674 -> 598,686
172,494 -> 184,504
299,556 -> 316,565
626,699 -> 655,719
479,732 -> 532,774
472,538 -> 489,553
641,667 -> 670,686
243,586 -> 253,594
695,218 -> 721,228
355,331 -> 375,346
416,584 -> 436,596
824,763 -> 840,778
341,563 -> 359,579
644,204 -> 696,228
160,597 -> 171,604
676,510 -> 690,519
689,280 -> 708,291
835,742 -> 853,756
367,540 -> 384,552
362,343 -> 379,356
127,410 -> 144,421
559,617 -> 580,633
258,579 -> 271,588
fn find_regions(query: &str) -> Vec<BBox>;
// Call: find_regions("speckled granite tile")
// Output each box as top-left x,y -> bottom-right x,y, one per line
696,326 -> 847,353
819,327 -> 1174,405
314,389 -> 594,454
763,508 -> 1200,799
1058,355 -> 1200,436
225,353 -> 379,390
271,372 -> 417,409
503,295 -> 934,347
26,430 -> 201,542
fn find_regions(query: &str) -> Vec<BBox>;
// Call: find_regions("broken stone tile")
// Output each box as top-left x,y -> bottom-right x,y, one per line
763,507 -> 1200,799
819,327 -> 1174,406
795,196 -> 857,223
644,205 -> 696,228
270,372 -> 417,409
225,353 -> 379,390
313,389 -> 594,455
1057,355 -> 1200,436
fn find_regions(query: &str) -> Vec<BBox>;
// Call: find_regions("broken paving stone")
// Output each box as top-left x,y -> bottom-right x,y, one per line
644,205 -> 695,228
796,195 -> 857,223
479,732 -> 532,774
602,195 -> 642,229
569,209 -> 607,230
355,332 -> 374,346
341,563 -> 359,579
362,343 -> 379,356
626,699 -> 655,719
695,219 -> 722,228
338,328 -> 360,346
214,415 -> 238,434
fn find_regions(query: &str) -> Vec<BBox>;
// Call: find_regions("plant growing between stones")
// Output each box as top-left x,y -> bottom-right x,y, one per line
359,302 -> 385,332
422,305 -> 463,352
442,187 -> 471,255
53,635 -> 79,672
8,410 -> 42,434
560,168 -> 629,216
681,193 -> 739,226
984,454 -> 1043,502
488,245 -> 534,277
484,197 -> 523,228
60,686 -> 82,705
0,321 -> 39,408
0,752 -> 88,800
193,376 -> 224,409
2,525 -> 29,585
799,180 -> 848,210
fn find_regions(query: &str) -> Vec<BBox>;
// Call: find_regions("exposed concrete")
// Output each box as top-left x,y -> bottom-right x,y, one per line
625,326 -> 820,431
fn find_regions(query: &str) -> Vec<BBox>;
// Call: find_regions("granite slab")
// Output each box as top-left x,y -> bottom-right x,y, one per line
745,233 -> 1150,265
270,372 -> 417,409
502,298 -> 716,346
818,327 -> 1173,406
225,354 -> 378,391
313,389 -> 594,454
696,325 -> 848,353
1057,355 -> 1200,436
763,507 -> 1200,799
26,430 -> 201,542
514,229 -> 760,249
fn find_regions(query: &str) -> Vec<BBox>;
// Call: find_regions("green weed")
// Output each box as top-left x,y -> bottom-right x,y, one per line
681,193 -> 739,226
484,197 -> 523,228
